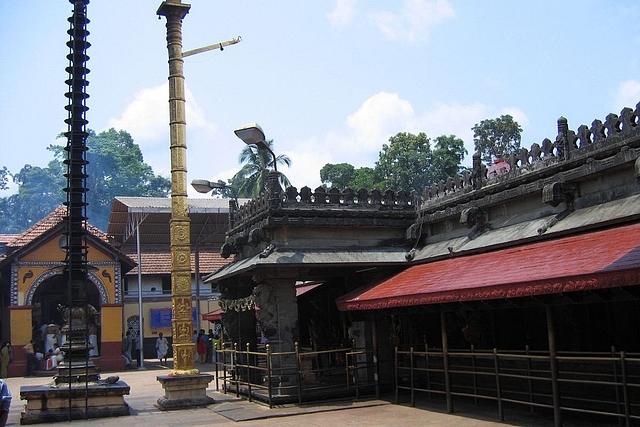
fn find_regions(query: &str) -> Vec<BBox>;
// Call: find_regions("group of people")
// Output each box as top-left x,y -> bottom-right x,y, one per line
194,329 -> 221,364
121,327 -> 224,368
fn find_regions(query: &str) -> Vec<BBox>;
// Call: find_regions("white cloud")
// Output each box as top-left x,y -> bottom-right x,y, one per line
346,92 -> 415,152
107,82 -> 216,145
307,92 -> 530,173
613,80 -> 640,111
327,0 -> 357,27
369,0 -> 454,42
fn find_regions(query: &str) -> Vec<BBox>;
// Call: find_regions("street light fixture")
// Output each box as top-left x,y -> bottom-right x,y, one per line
234,123 -> 278,172
191,179 -> 227,194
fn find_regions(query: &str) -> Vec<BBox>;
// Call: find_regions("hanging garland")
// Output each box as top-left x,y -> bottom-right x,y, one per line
218,295 -> 255,312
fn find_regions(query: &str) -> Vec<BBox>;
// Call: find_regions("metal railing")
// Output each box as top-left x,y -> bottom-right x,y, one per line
212,342 -> 377,408
395,345 -> 640,426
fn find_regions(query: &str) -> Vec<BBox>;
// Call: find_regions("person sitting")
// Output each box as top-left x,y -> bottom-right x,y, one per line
45,344 -> 64,370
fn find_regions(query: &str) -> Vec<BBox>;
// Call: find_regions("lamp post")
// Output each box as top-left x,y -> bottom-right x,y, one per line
234,123 -> 278,172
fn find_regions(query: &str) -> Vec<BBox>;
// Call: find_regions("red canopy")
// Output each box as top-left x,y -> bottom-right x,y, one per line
202,308 -> 224,321
338,222 -> 640,311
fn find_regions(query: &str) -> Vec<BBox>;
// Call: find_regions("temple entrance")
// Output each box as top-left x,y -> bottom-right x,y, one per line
31,274 -> 101,356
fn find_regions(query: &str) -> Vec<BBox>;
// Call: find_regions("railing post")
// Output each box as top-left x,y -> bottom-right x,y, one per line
232,343 -> 240,398
441,312 -> 453,413
471,344 -> 478,406
246,343 -> 252,402
410,347 -> 415,407
546,306 -> 562,427
266,343 -> 273,409
494,348 -> 504,421
425,344 -> 432,402
611,346 -> 622,423
526,345 -> 534,413
296,342 -> 302,405
394,346 -> 399,404
620,351 -> 630,427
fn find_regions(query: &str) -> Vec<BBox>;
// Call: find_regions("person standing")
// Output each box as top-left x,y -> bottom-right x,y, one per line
122,331 -> 133,368
0,378 -> 11,427
196,331 -> 206,364
0,343 -> 11,379
23,340 -> 38,377
206,329 -> 214,363
155,332 -> 169,365
134,333 -> 142,367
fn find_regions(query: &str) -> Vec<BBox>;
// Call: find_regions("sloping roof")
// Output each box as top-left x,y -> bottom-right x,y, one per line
124,248 -> 230,275
337,222 -> 640,311
204,247 -> 409,283
0,206 -> 136,272
6,206 -> 109,248
108,196 -> 242,247
0,234 -> 19,244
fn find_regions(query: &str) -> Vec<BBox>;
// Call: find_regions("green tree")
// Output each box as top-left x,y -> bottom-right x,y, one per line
232,139 -> 292,198
375,132 -> 434,193
350,167 -> 381,190
431,134 -> 468,182
320,163 -> 356,190
472,114 -> 522,164
6,163 -> 66,232
0,166 -> 9,191
0,128 -> 171,232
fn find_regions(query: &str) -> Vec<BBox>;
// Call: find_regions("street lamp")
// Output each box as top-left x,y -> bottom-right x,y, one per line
191,179 -> 227,194
234,123 -> 277,172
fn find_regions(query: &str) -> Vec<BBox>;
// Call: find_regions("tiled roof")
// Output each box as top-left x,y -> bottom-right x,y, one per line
0,234 -> 19,244
6,206 -> 109,248
124,248 -> 230,276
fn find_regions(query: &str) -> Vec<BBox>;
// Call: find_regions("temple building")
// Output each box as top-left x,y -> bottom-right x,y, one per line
0,206 -> 135,375
205,103 -> 640,423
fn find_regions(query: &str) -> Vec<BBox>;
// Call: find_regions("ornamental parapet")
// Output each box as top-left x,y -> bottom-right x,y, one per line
229,185 -> 417,235
420,102 -> 640,213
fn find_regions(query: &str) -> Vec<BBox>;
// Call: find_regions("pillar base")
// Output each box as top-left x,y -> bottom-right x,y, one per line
156,374 -> 214,411
20,381 -> 130,425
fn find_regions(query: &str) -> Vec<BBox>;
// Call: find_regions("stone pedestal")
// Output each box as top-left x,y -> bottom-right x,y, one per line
20,381 -> 130,425
156,374 -> 214,410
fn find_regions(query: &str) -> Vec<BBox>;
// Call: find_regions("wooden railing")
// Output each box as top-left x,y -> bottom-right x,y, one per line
212,342 -> 378,408
395,345 -> 640,426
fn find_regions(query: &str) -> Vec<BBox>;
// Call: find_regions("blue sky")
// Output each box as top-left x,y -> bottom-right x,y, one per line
1,1 -> 639,198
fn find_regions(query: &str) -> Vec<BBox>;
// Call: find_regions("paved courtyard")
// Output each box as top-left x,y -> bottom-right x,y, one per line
2,360 -> 619,427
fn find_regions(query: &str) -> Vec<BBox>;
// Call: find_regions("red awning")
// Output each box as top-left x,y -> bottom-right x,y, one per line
338,222 -> 640,311
296,281 -> 322,296
202,308 -> 224,321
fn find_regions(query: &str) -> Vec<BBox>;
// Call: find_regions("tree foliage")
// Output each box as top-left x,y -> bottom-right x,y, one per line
0,128 -> 171,233
375,132 -> 433,193
472,114 -> 522,164
432,134 -> 467,182
320,163 -> 355,190
0,167 -> 9,191
232,139 -> 292,198
319,132 -> 467,195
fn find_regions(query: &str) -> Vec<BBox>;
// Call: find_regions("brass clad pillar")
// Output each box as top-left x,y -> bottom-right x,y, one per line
157,0 -> 197,376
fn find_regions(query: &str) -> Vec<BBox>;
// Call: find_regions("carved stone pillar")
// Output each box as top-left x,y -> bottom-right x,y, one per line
254,279 -> 299,382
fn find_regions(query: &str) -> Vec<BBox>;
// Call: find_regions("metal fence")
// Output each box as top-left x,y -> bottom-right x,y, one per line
395,345 -> 640,426
212,342 -> 377,408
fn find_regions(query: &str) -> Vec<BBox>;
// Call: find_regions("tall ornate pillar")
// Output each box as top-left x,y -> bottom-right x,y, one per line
156,0 -> 213,409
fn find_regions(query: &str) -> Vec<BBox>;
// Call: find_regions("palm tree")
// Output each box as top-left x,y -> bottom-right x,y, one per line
233,139 -> 292,198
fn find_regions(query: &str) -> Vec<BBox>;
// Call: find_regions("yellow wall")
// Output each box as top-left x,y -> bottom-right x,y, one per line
15,232 -> 119,305
10,308 -> 33,346
101,306 -> 124,342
